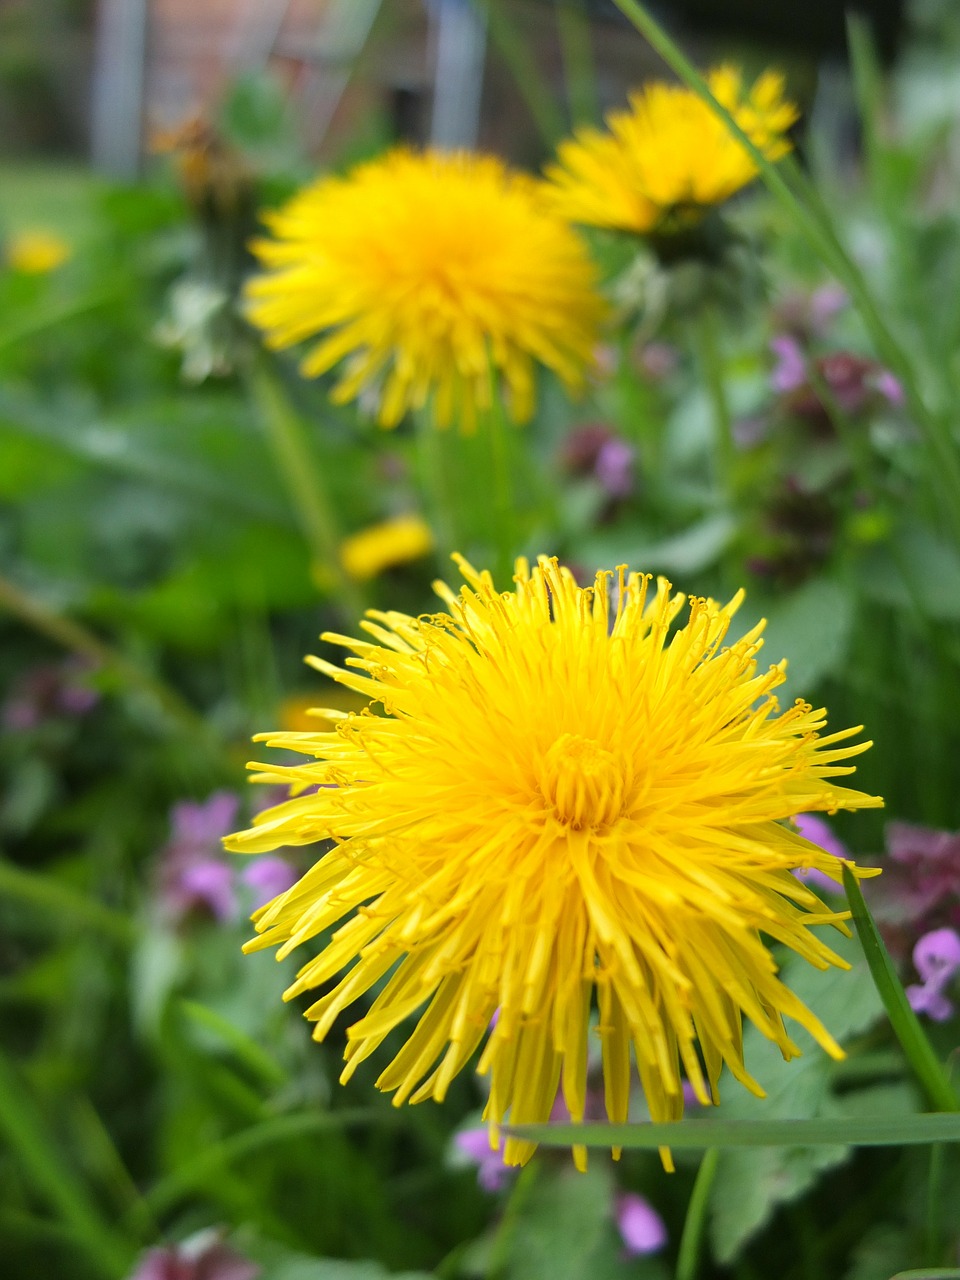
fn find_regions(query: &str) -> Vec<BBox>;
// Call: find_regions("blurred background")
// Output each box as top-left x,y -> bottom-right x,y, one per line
5,2 -> 960,1280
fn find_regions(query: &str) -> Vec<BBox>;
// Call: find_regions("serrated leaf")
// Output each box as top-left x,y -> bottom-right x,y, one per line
708,930 -> 886,1262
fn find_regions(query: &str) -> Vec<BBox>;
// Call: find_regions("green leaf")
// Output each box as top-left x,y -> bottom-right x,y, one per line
240,1233 -> 435,1280
705,930 -> 887,1261
859,521 -> 960,621
843,1225 -> 912,1280
756,576 -> 855,696
495,1163 -> 668,1280
582,512 -> 736,577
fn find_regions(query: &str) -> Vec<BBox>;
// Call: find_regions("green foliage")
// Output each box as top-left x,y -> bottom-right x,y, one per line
5,3 -> 960,1278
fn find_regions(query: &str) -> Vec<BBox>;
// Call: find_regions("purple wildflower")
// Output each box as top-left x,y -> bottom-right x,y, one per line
808,284 -> 849,331
792,813 -> 848,893
614,1192 -> 668,1256
453,1127 -> 513,1192
158,792 -> 241,924
127,1236 -> 260,1280
636,340 -> 678,382
871,369 -> 905,408
594,438 -> 635,498
906,928 -> 960,1022
240,856 -> 298,909
769,335 -> 807,393
171,793 -> 240,850
2,658 -> 99,730
877,822 -> 960,921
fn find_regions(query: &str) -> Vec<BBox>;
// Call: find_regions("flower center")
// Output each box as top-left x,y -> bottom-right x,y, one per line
539,733 -> 626,830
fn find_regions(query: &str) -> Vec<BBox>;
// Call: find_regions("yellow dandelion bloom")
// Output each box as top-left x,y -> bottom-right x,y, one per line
340,514 -> 435,582
225,556 -> 881,1169
245,149 -> 606,431
6,228 -> 71,274
544,67 -> 798,235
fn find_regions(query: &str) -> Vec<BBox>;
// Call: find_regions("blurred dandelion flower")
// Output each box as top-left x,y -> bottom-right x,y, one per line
226,556 -> 880,1169
339,514 -> 435,582
245,149 -> 605,431
544,67 -> 797,236
6,228 -> 71,274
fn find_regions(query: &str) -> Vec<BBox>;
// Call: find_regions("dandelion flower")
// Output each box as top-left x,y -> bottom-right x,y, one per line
6,229 -> 71,274
226,556 -> 881,1169
245,149 -> 606,431
339,514 -> 435,582
544,67 -> 798,236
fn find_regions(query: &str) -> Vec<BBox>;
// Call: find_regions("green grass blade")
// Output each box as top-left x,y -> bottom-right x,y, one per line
890,1272 -> 960,1279
0,858 -> 134,946
139,1107 -> 396,1218
676,1147 -> 719,1280
506,1112 -> 960,1150
0,1050 -> 135,1278
556,0 -> 601,127
475,0 -> 567,145
178,998 -> 288,1088
843,866 -> 959,1113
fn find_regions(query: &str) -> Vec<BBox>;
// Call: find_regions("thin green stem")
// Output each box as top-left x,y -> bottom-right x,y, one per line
474,0 -> 567,146
610,0 -> 960,541
556,0 -> 601,127
484,384 -> 517,588
696,308 -> 735,498
415,412 -> 458,563
842,866 -> 959,1113
676,1147 -> 719,1280
0,573 -> 211,741
485,1158 -> 540,1279
248,360 -> 364,621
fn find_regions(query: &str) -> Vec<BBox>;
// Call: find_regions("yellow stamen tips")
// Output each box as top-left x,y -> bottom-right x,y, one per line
544,66 -> 799,236
225,555 -> 882,1168
245,149 -> 606,431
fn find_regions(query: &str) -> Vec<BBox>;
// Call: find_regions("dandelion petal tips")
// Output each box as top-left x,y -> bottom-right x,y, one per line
225,555 -> 882,1168
543,66 -> 799,236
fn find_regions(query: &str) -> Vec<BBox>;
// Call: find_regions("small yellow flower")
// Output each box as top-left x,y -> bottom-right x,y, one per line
340,514 -> 435,582
245,149 -> 606,431
225,556 -> 880,1169
279,688 -> 367,732
6,229 -> 71,274
544,67 -> 798,236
